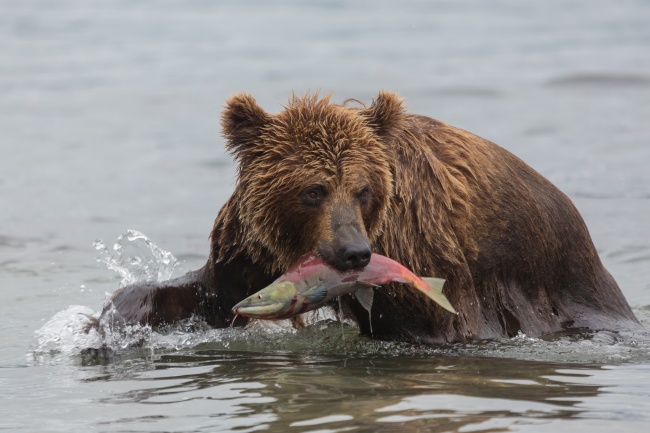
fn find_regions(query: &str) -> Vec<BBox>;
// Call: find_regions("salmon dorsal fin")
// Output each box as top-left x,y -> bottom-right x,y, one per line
421,277 -> 457,314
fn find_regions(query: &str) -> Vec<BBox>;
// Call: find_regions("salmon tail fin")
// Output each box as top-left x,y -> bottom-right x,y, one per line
422,277 -> 445,291
421,277 -> 457,315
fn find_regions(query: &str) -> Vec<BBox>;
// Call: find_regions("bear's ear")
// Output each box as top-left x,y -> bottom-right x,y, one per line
359,91 -> 406,139
221,93 -> 270,156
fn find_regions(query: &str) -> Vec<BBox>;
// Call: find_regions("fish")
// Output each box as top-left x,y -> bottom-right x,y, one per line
231,252 -> 456,322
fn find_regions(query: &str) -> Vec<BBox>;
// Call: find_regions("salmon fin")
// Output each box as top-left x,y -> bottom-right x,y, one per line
422,277 -> 457,314
355,287 -> 374,314
302,284 -> 328,305
422,277 -> 445,291
355,287 -> 374,335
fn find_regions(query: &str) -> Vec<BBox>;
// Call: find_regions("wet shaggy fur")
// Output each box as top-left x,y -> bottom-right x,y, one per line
99,91 -> 638,344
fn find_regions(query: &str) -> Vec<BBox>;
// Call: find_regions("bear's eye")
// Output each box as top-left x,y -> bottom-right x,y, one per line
358,187 -> 372,205
301,186 -> 326,206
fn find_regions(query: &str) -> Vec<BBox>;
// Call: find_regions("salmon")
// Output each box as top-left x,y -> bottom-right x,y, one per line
232,252 -> 456,320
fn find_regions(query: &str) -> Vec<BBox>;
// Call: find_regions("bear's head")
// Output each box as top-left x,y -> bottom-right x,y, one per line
221,91 -> 406,274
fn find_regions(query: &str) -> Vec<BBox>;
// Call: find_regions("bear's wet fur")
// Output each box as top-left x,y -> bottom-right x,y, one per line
99,91 -> 638,344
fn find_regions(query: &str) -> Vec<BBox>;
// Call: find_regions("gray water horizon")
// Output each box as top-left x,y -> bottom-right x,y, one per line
2,1 -> 650,431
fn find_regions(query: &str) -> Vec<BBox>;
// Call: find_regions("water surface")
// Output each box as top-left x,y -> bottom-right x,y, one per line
2,0 -> 650,431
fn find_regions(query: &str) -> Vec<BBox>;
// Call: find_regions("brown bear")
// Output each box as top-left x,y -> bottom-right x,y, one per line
100,91 -> 638,344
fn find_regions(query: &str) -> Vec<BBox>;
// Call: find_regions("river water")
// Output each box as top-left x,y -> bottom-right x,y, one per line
2,1 -> 650,432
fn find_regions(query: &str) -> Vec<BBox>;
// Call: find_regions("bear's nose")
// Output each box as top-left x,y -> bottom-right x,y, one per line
341,243 -> 372,270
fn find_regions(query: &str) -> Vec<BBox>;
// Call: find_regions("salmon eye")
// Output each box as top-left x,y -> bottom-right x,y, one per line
258,294 -> 262,299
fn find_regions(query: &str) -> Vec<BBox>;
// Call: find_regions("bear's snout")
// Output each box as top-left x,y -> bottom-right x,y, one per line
317,202 -> 372,271
339,241 -> 371,270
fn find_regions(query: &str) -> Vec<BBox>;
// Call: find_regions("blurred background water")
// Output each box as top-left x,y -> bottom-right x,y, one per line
1,0 -> 650,432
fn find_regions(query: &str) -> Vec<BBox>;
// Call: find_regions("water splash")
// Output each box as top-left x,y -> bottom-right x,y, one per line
27,305 -> 153,365
28,305 -> 103,364
29,230 -> 179,364
93,229 -> 180,288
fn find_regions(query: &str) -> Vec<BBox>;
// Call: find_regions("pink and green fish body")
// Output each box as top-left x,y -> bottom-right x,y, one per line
232,252 -> 456,320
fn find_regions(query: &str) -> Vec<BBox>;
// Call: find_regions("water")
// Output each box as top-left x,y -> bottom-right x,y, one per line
93,229 -> 181,288
2,0 -> 650,431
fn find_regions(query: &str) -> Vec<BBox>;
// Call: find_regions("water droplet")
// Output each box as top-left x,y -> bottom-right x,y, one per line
94,230 -> 181,288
